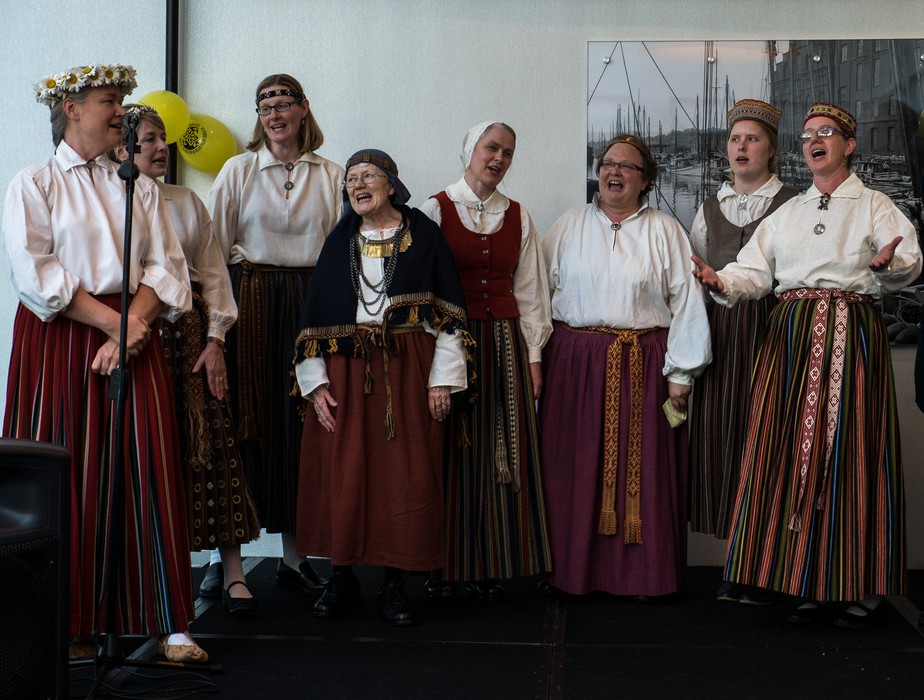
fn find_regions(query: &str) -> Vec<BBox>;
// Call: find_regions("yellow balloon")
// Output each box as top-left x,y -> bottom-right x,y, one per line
178,114 -> 237,173
138,90 -> 190,144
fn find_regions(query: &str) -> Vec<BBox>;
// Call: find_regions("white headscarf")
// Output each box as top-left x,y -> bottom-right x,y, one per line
460,120 -> 504,169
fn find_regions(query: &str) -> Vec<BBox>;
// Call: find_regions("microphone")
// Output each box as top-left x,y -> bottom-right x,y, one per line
121,111 -> 140,129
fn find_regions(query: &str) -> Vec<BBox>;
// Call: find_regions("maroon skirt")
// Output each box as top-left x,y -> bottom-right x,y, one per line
540,323 -> 688,596
3,298 -> 194,636
296,328 -> 445,571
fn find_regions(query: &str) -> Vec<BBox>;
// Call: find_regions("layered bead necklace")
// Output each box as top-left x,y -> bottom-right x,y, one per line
350,218 -> 409,316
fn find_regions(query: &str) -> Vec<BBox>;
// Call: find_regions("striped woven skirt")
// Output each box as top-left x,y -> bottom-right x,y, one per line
2,298 -> 194,636
724,292 -> 907,600
226,262 -> 311,533
540,323 -> 688,596
159,289 -> 261,551
689,295 -> 776,538
442,318 -> 552,581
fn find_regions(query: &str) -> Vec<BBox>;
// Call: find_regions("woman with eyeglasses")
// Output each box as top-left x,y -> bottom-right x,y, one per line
114,105 -> 261,615
206,74 -> 342,598
693,102 -> 922,628
539,134 -> 711,598
417,121 -> 553,604
293,149 -> 471,625
686,100 -> 799,605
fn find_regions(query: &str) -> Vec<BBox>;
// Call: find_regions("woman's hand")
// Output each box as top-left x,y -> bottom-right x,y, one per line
529,362 -> 543,399
121,312 -> 152,355
691,255 -> 724,293
869,236 -> 903,272
193,340 -> 229,400
91,338 -> 124,375
429,385 -> 451,421
667,381 -> 691,412
310,385 -> 338,432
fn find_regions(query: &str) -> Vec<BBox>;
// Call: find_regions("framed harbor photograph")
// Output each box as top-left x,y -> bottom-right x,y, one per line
586,39 -> 924,341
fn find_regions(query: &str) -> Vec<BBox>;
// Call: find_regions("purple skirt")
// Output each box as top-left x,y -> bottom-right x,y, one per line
540,323 -> 687,596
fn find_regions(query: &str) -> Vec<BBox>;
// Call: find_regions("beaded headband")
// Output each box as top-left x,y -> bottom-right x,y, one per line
804,102 -> 857,138
255,88 -> 305,106
602,134 -> 655,171
727,99 -> 782,132
34,63 -> 137,107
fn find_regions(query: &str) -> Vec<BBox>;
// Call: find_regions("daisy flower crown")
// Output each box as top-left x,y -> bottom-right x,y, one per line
34,63 -> 138,107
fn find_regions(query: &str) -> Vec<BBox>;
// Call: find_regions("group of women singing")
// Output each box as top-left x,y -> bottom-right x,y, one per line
2,61 -> 920,665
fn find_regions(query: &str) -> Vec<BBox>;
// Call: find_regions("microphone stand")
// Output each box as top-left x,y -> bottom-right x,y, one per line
85,113 -> 221,699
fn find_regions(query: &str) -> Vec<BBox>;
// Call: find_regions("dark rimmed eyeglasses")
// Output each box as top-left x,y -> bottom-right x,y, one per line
599,159 -> 645,173
798,125 -> 843,141
256,101 -> 296,116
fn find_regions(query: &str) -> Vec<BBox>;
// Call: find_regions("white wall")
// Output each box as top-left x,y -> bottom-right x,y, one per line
1,0 -> 922,565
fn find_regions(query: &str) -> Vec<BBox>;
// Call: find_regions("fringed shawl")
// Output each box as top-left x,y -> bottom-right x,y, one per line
293,205 -> 474,370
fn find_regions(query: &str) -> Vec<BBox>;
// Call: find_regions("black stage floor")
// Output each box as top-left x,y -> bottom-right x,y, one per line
69,560 -> 924,699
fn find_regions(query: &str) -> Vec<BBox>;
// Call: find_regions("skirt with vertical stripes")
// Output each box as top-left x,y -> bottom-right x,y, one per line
159,288 -> 261,551
3,298 -> 194,636
226,263 -> 311,533
689,295 -> 776,538
724,295 -> 907,601
540,323 -> 688,597
442,318 -> 552,581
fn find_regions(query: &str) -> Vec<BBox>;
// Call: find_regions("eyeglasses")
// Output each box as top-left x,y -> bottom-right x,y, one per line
344,172 -> 388,188
255,101 -> 296,116
600,160 -> 645,173
798,125 -> 842,141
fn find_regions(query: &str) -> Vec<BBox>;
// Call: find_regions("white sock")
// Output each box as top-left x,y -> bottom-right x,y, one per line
166,632 -> 194,646
281,533 -> 304,570
208,549 -> 221,565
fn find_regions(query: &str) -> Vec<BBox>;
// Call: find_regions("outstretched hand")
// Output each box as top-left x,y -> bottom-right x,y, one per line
691,255 -> 724,293
868,236 -> 903,272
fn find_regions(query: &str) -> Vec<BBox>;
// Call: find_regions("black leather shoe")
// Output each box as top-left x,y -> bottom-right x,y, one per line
466,579 -> 505,602
425,578 -> 458,603
313,573 -> 361,618
198,562 -> 223,599
377,579 -> 416,626
277,560 -> 329,593
222,580 -> 258,614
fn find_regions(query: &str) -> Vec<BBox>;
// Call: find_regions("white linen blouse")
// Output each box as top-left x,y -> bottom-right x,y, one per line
3,140 -> 190,322
418,177 -> 552,364
714,173 -> 922,306
542,196 -> 712,385
206,146 -> 344,266
157,181 -> 236,340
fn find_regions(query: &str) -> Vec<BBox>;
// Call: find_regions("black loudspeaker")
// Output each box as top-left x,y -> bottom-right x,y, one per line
0,438 -> 70,700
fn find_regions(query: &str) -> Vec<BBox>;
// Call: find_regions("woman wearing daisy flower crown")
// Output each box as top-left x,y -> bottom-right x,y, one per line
206,74 -> 343,596
418,121 -> 553,604
686,99 -> 799,605
2,64 -> 206,661
114,105 -> 261,615
693,102 -> 922,628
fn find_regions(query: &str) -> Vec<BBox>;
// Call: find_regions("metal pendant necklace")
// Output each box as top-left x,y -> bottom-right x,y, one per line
814,193 -> 831,235
350,217 -> 407,316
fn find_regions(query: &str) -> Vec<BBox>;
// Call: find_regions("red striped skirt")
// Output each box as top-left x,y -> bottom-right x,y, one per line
3,298 -> 194,635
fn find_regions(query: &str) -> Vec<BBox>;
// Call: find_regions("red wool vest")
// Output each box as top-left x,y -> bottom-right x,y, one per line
433,191 -> 521,320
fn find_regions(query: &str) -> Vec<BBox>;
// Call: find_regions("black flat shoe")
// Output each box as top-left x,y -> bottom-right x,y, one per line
740,587 -> 777,606
313,573 -> 361,618
466,579 -> 504,603
377,579 -> 416,626
222,580 -> 258,614
787,601 -> 831,624
716,581 -> 744,603
425,578 -> 458,603
198,561 -> 223,599
834,601 -> 883,630
537,579 -> 559,597
277,560 -> 328,593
